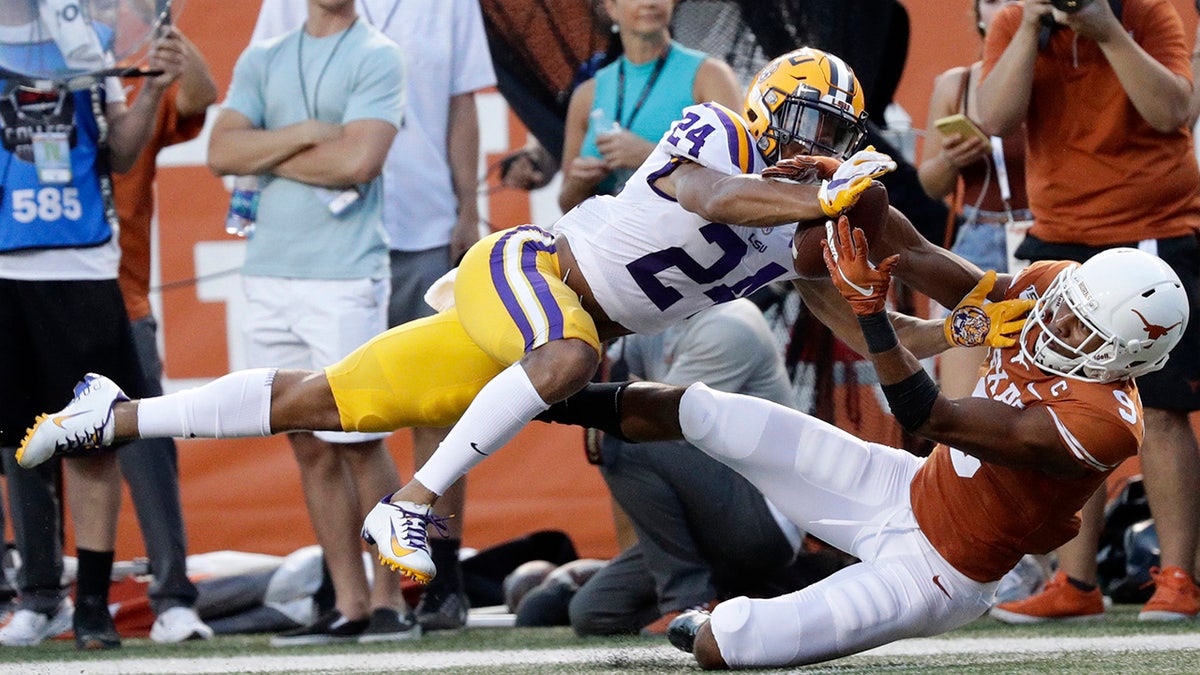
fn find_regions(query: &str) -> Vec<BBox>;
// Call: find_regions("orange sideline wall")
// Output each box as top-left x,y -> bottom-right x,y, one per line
48,1 -> 1197,564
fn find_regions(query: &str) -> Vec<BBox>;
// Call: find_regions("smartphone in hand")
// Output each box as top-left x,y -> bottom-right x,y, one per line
934,114 -> 990,144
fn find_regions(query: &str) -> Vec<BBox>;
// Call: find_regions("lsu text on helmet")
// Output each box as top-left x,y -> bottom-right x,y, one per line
1020,248 -> 1189,384
743,47 -> 868,164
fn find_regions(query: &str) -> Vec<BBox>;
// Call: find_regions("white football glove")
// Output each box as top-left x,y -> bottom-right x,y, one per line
818,146 -> 897,217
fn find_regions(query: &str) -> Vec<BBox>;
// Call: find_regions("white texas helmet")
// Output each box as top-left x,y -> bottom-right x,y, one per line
1020,248 -> 1189,383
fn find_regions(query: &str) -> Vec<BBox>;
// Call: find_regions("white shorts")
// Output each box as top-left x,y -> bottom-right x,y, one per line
242,276 -> 390,443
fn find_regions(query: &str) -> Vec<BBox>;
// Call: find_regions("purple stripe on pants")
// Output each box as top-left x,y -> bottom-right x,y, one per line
488,227 -> 563,352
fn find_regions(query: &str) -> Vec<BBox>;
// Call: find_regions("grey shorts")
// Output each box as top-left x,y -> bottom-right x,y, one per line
388,246 -> 453,328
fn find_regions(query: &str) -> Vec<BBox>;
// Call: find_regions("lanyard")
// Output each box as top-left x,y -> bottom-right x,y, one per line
989,135 -> 1013,220
298,19 -> 357,120
615,47 -> 670,131
360,0 -> 401,33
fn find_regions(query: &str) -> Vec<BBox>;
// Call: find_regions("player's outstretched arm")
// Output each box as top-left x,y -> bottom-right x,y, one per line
874,205 -> 1008,311
661,161 -> 828,227
792,276 -> 953,359
822,216 -> 1087,478
792,272 -> 1029,361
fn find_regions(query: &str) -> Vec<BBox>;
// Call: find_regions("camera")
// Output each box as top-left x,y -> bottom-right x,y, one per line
1050,0 -> 1094,12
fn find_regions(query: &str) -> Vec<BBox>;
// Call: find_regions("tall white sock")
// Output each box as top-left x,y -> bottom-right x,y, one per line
137,368 -> 275,439
413,363 -> 549,495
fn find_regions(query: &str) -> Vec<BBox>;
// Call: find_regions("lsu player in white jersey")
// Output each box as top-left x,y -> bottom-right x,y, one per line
18,47 -> 1015,585
565,224 -> 1187,668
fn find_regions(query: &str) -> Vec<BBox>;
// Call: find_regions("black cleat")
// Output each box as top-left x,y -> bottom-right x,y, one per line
73,596 -> 121,650
416,590 -> 469,632
667,609 -> 711,653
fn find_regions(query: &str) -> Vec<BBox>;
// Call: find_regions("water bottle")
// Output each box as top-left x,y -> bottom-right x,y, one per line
590,108 -> 620,138
225,175 -> 260,237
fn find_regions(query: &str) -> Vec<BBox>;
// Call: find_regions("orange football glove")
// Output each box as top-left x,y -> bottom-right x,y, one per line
943,271 -> 1035,348
822,214 -> 898,316
761,155 -> 842,184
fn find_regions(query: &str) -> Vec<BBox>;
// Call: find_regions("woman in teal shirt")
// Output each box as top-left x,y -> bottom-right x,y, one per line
557,0 -> 742,212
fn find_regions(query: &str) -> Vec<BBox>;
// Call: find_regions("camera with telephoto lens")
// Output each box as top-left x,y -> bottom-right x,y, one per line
1050,0 -> 1094,12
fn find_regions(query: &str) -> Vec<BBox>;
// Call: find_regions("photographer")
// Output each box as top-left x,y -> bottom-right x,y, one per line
0,3 -> 192,649
975,0 -> 1200,622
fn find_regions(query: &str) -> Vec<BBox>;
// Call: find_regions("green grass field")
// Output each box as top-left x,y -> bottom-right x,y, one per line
1,605 -> 1198,674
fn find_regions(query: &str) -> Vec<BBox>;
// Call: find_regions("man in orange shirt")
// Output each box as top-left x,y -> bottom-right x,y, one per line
591,221 -> 1187,668
0,20 -> 219,645
976,0 -> 1200,621
112,25 -> 218,642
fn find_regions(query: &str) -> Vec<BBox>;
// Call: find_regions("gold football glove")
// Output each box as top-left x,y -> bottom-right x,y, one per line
943,271 -> 1034,348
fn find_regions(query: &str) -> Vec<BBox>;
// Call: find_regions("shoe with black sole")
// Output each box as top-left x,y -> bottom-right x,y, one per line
358,607 -> 422,643
667,609 -> 711,654
416,590 -> 468,631
73,596 -> 120,650
270,610 -> 368,647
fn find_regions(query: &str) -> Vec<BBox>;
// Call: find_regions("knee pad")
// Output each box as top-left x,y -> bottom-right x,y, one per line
680,383 -> 775,461
709,595 -> 753,636
679,383 -> 719,446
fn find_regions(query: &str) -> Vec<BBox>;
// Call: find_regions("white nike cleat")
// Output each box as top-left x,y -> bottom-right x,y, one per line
17,373 -> 127,468
150,607 -> 214,643
361,497 -> 447,585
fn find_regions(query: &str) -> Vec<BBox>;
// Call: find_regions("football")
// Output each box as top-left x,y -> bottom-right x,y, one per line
791,181 -> 890,280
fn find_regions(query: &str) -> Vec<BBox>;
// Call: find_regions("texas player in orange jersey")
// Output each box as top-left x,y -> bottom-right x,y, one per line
559,217 -> 1188,669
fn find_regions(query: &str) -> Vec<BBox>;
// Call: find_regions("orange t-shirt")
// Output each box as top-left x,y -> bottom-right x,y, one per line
982,1 -> 1200,245
115,82 -> 207,321
911,261 -> 1143,582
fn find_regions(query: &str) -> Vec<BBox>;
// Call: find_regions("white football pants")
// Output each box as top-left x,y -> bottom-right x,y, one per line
679,383 -> 998,668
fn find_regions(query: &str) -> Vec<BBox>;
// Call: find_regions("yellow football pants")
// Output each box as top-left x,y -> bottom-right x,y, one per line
325,226 -> 600,432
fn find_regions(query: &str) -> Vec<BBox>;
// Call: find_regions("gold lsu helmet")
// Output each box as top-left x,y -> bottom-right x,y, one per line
745,47 -> 868,164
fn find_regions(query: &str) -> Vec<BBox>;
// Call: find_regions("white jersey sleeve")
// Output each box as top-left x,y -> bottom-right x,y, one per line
655,102 -> 768,177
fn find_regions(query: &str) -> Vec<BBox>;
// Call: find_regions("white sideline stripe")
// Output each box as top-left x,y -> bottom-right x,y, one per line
5,635 -> 1200,674
864,633 -> 1200,656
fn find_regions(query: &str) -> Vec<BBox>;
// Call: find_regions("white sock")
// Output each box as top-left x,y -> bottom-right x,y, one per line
137,368 -> 275,439
413,363 -> 549,495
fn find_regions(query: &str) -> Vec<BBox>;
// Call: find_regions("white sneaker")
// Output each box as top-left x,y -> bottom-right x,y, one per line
361,497 -> 445,584
150,606 -> 214,643
0,598 -> 73,646
17,373 -> 127,468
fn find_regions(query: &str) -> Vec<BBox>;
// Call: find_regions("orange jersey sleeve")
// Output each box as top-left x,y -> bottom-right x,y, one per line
115,83 -> 208,320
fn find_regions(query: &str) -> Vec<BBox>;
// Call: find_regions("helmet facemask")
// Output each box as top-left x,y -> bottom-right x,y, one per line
744,48 -> 868,166
1019,258 -> 1184,384
757,85 -> 866,163
1020,272 -> 1133,383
